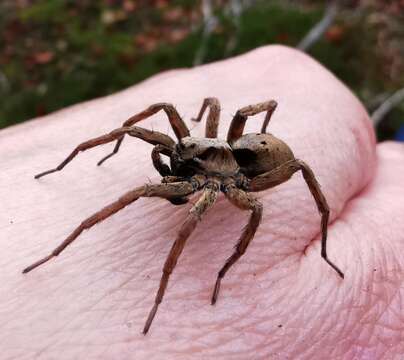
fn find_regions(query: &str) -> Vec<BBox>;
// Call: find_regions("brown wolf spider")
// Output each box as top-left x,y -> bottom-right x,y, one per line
23,98 -> 344,334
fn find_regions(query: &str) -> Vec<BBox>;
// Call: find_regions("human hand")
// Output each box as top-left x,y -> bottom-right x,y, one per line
1,45 -> 404,359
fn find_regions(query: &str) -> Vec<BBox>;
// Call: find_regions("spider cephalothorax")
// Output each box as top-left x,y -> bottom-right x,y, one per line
171,137 -> 240,178
23,98 -> 344,334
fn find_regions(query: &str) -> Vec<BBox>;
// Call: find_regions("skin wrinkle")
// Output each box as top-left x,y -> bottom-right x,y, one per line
2,46 -> 403,359
344,151 -> 404,358
344,228 -> 376,356
360,217 -> 401,300
37,273 -> 130,349
296,222 -> 376,358
367,264 -> 403,348
286,289 -> 339,356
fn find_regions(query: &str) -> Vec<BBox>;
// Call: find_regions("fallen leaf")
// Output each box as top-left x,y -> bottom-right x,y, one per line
325,25 -> 345,43
34,51 -> 54,64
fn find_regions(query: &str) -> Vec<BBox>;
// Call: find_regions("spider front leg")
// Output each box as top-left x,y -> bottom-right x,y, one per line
191,97 -> 221,138
227,100 -> 277,143
98,103 -> 190,166
249,159 -> 344,279
211,184 -> 262,305
34,126 -> 175,179
22,180 -> 201,274
143,179 -> 219,334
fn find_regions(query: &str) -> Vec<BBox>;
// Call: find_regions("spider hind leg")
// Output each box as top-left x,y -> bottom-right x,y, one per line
248,159 -> 344,279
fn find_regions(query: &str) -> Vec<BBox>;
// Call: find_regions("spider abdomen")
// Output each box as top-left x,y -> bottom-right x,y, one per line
231,133 -> 295,177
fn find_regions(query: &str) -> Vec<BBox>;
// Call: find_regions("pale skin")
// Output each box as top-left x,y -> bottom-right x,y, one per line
1,45 -> 404,359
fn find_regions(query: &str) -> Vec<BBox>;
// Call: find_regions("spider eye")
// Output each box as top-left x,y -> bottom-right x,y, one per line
189,143 -> 196,149
232,148 -> 257,167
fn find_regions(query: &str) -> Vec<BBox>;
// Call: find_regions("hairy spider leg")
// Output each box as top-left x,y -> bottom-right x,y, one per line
34,126 -> 175,179
98,103 -> 190,166
143,179 -> 219,334
151,144 -> 189,205
227,100 -> 278,143
191,97 -> 221,138
249,159 -> 344,279
151,144 -> 173,177
211,184 -> 263,304
22,181 -> 198,274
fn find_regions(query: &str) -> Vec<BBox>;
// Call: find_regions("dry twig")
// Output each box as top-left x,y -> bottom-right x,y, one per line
297,2 -> 339,51
193,0 -> 218,66
371,87 -> 404,126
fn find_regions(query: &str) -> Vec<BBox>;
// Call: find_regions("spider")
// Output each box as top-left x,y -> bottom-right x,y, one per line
23,98 -> 344,334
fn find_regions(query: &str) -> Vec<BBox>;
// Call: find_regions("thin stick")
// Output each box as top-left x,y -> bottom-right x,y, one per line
371,87 -> 404,126
193,0 -> 218,66
297,2 -> 339,51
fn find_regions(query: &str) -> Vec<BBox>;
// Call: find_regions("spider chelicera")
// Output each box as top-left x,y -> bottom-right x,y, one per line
23,98 -> 344,334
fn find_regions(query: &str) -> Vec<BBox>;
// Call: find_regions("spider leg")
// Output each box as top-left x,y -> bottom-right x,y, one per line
98,103 -> 190,166
35,126 -> 175,179
151,144 -> 188,205
227,100 -> 277,143
211,184 -> 262,305
22,180 -> 201,274
143,179 -> 219,334
248,159 -> 344,279
191,97 -> 221,138
151,144 -> 173,177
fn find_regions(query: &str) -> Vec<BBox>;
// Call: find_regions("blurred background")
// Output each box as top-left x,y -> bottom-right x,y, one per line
1,0 -> 403,140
